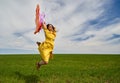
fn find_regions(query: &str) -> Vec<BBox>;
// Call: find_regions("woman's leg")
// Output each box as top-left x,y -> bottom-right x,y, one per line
39,60 -> 48,65
50,51 -> 53,59
36,60 -> 48,70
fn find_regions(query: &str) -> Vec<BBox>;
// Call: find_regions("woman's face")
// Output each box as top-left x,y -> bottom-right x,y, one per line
48,25 -> 54,31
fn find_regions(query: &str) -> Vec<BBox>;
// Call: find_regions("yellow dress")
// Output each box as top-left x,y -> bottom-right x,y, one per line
38,26 -> 56,63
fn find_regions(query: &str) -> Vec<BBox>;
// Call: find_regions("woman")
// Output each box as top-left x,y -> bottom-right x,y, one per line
36,22 -> 56,70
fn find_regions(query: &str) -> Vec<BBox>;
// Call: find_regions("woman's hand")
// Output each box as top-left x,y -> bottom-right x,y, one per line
42,22 -> 47,29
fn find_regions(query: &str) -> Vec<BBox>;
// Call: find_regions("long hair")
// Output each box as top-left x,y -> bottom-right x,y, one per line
47,24 -> 56,32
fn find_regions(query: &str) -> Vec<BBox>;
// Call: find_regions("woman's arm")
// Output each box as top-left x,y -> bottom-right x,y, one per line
42,22 -> 47,30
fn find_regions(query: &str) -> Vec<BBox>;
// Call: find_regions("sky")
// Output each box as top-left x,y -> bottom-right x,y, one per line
0,0 -> 120,54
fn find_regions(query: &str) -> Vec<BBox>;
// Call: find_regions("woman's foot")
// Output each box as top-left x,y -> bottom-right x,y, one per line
36,62 -> 41,70
36,42 -> 41,46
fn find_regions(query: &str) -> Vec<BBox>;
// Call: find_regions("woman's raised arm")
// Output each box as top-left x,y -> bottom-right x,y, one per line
42,22 -> 47,29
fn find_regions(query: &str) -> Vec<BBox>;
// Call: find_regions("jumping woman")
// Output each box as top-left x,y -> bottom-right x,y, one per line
36,22 -> 56,70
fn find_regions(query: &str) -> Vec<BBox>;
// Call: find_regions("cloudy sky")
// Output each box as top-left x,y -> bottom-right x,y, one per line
0,0 -> 120,54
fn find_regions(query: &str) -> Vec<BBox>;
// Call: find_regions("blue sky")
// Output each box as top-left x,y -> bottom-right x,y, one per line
0,0 -> 120,54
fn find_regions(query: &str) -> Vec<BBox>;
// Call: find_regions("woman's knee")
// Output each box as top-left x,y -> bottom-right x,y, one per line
44,61 -> 48,64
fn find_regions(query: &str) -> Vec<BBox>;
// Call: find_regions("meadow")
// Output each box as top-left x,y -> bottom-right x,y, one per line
0,54 -> 119,83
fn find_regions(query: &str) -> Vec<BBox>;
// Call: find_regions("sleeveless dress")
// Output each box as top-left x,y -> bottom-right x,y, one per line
38,27 -> 56,63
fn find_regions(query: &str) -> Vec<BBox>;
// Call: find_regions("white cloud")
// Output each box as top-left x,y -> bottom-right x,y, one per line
0,0 -> 120,54
69,20 -> 120,54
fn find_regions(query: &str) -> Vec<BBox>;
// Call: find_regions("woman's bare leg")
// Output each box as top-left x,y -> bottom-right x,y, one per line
39,60 -> 48,65
50,51 -> 53,59
36,60 -> 48,70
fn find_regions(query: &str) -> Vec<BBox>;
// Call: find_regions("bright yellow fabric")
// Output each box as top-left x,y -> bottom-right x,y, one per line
38,27 -> 56,63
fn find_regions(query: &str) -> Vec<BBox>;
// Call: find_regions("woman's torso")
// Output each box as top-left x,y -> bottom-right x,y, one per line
44,28 -> 56,46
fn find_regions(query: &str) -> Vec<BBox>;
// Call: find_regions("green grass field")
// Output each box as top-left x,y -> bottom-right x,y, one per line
0,54 -> 120,83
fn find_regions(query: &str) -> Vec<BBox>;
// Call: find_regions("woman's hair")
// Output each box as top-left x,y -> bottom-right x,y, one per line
47,24 -> 56,32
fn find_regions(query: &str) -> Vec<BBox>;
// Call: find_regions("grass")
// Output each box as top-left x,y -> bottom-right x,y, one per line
0,54 -> 120,83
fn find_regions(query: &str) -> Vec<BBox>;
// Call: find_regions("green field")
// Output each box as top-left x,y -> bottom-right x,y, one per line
0,54 -> 120,83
